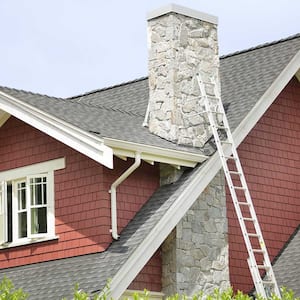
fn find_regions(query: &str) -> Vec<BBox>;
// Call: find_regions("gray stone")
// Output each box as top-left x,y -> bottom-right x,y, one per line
147,11 -> 221,147
162,171 -> 229,296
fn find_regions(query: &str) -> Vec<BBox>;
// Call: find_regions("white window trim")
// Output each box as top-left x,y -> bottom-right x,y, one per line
0,158 -> 65,248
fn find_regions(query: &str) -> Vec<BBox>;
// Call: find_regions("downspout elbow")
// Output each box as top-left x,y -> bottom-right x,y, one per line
110,152 -> 141,240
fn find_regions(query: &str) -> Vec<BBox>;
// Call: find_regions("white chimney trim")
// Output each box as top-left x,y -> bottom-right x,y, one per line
147,3 -> 218,25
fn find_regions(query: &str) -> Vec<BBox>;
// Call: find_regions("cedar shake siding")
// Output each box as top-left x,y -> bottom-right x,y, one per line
0,117 -> 159,268
129,249 -> 162,292
227,77 -> 300,292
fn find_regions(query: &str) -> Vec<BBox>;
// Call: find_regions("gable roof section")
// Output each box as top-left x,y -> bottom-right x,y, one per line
272,225 -> 300,296
0,89 -> 114,169
0,165 -> 199,299
220,34 -> 300,146
0,35 -> 299,167
0,84 -> 208,168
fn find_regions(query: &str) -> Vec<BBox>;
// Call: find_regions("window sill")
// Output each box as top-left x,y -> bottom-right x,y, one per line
0,235 -> 59,249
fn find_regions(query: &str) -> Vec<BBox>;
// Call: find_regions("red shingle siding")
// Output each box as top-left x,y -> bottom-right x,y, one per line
129,249 -> 162,292
227,77 -> 300,292
0,117 -> 159,269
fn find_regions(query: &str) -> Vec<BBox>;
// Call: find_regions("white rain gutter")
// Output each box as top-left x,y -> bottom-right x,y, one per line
109,152 -> 141,240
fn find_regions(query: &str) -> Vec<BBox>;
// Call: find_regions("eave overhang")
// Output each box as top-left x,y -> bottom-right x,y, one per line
0,91 -> 113,169
104,137 -> 208,168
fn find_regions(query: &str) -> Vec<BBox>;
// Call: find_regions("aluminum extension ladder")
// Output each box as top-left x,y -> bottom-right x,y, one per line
196,74 -> 281,298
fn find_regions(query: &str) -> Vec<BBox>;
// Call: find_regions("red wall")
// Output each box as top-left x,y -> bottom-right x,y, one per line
0,117 -> 159,268
227,77 -> 300,292
129,249 -> 162,292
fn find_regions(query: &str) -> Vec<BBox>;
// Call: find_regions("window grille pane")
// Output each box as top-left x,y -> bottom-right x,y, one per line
18,212 -> 27,238
7,184 -> 12,243
0,185 -> 2,214
17,182 -> 26,210
31,207 -> 47,234
30,177 -> 47,205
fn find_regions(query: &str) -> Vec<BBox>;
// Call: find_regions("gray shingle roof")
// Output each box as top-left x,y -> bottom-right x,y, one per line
1,34 -> 300,155
0,34 -> 300,299
0,166 -> 197,299
273,225 -> 300,296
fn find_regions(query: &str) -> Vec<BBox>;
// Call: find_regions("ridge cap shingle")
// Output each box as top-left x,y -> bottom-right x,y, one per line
67,76 -> 148,100
220,33 -> 300,59
0,85 -> 64,101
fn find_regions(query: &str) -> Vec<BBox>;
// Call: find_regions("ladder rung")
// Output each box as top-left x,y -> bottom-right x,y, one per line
215,125 -> 228,130
229,171 -> 241,175
253,249 -> 265,253
233,186 -> 246,190
248,233 -> 260,237
221,140 -> 232,145
223,155 -> 236,160
258,265 -> 271,270
243,217 -> 255,222
262,281 -> 275,285
238,202 -> 250,206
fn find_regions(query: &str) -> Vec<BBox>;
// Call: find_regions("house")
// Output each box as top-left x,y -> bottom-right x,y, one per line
0,4 -> 299,299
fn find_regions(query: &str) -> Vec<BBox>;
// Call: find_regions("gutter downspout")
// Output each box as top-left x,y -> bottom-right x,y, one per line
109,152 -> 141,240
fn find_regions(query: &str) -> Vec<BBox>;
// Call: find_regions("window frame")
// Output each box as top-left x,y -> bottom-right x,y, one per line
0,158 -> 65,248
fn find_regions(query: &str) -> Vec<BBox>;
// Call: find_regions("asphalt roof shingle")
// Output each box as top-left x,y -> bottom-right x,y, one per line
272,226 -> 300,296
1,34 -> 300,154
0,166 -> 197,299
0,34 -> 299,299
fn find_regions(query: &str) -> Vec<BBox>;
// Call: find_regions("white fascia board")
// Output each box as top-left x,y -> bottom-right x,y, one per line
233,50 -> 300,148
104,138 -> 208,168
109,50 -> 300,299
0,91 -> 113,169
0,110 -> 10,127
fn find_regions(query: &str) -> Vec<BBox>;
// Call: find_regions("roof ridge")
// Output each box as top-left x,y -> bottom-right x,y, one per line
67,76 -> 148,100
67,97 -> 144,117
220,33 -> 300,59
0,85 -> 64,100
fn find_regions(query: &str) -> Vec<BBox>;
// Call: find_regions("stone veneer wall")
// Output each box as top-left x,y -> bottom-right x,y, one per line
161,170 -> 229,295
147,11 -> 220,147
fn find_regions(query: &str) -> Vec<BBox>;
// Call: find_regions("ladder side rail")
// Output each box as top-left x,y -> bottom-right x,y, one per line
213,83 -> 281,297
213,80 -> 281,297
198,74 -> 281,298
231,145 -> 281,297
198,76 -> 267,297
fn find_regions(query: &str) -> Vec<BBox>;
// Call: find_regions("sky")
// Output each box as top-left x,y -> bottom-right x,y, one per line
0,0 -> 299,98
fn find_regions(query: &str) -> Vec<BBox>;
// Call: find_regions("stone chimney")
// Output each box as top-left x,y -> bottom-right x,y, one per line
146,4 -> 220,147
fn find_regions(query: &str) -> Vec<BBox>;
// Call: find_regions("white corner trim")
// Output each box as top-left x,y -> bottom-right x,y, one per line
0,91 -> 113,169
109,49 -> 300,299
233,50 -> 300,148
0,157 -> 65,182
147,3 -> 218,24
104,138 -> 208,168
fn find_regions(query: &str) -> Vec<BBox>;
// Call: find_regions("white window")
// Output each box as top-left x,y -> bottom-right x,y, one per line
0,158 -> 65,247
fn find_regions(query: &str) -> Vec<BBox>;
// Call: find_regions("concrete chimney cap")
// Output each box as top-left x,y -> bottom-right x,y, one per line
147,3 -> 218,25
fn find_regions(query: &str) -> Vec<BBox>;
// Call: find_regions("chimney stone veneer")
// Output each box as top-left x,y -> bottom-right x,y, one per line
152,5 -> 230,296
147,4 -> 220,147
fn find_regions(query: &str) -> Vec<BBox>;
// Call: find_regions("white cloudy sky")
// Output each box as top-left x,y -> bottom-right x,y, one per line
0,0 -> 299,97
